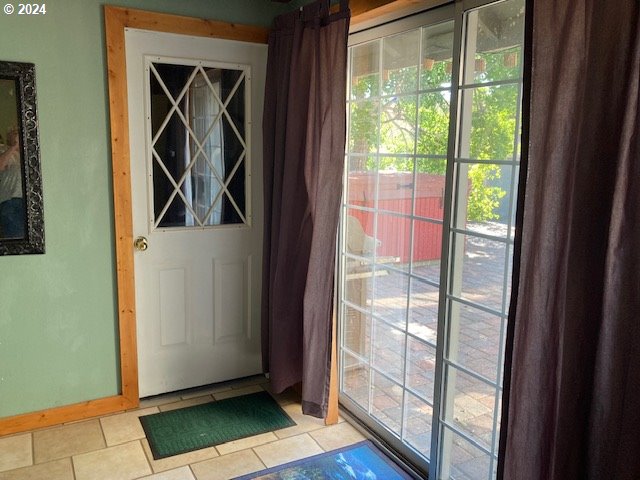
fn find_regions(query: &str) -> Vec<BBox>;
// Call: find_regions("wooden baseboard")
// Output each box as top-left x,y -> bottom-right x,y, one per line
0,394 -> 138,436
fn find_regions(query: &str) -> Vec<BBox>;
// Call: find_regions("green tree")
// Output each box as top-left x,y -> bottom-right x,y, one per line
348,46 -> 520,221
465,47 -> 520,220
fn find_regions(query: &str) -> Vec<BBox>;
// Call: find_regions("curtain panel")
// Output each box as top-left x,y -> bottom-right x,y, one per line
261,0 -> 350,418
499,0 -> 640,478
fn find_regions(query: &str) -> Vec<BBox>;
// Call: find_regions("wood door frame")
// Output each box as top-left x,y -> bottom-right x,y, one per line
103,4 -> 269,408
0,0 -> 431,436
105,6 -> 270,415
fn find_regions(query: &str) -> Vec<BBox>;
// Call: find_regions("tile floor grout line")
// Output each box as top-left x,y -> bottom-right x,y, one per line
187,463 -> 197,480
250,445 -> 269,472
160,393 -> 214,412
70,454 -> 77,480
309,432 -> 326,453
139,438 -> 154,479
29,431 -> 35,468
98,415 -> 109,449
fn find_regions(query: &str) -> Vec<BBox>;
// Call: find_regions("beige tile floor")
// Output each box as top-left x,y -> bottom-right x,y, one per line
0,377 -> 368,480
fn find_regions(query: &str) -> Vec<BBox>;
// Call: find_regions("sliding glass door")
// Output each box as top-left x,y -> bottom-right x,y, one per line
337,1 -> 525,478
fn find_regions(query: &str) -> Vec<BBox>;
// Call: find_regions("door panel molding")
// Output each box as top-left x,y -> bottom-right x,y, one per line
213,255 -> 251,343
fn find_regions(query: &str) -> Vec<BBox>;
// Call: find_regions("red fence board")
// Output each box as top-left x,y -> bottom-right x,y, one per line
347,172 -> 446,263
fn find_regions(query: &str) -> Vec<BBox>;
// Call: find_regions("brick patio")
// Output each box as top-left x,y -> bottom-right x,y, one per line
342,221 -> 513,480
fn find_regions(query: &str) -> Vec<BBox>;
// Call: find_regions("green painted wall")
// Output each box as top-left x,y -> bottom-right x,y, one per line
0,0 -> 296,418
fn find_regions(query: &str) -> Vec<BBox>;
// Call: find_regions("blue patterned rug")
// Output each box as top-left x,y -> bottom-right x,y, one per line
234,440 -> 415,479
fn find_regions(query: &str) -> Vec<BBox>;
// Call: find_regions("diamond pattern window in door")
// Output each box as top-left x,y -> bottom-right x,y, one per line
147,60 -> 249,229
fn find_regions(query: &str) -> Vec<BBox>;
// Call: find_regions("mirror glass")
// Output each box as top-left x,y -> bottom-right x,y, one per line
0,60 -> 44,255
0,77 -> 24,239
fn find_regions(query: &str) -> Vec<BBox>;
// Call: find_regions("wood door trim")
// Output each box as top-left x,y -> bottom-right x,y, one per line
337,0 -> 447,25
104,5 -> 269,415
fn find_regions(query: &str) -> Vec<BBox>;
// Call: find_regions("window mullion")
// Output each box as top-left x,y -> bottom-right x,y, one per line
366,37 -> 384,421
429,1 -> 466,478
400,29 -> 423,447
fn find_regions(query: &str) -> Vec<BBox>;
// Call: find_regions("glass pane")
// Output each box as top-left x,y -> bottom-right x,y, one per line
156,194 -> 191,229
437,3 -> 525,472
407,278 -> 439,345
150,63 -> 193,135
455,164 -> 513,236
451,233 -> 507,312
349,259 -> 377,314
508,165 -> 520,240
153,109 -> 189,186
415,168 -> 446,219
188,68 -> 238,226
371,371 -> 403,435
461,84 -> 519,161
382,29 -> 420,95
345,212 -> 377,258
349,99 -> 379,154
152,118 -> 193,229
378,155 -> 413,176
505,243 -> 514,309
515,122 -> 522,161
421,20 -> 454,89
341,351 -> 370,412
191,156 -> 223,225
189,69 -> 221,144
220,114 -> 246,224
493,397 -> 502,453
403,391 -> 433,460
149,62 -> 247,228
407,336 -> 436,402
412,263 -> 443,292
464,0 -> 525,84
374,212 -> 412,270
342,254 -> 373,336
373,269 -> 409,330
219,191 -> 244,225
342,305 -> 371,359
441,427 -> 491,480
412,219 -> 443,281
221,97 -> 245,147
351,41 -> 380,100
380,96 -> 416,154
372,319 -> 406,383
377,165 -> 414,215
417,92 -> 450,156
443,365 -> 495,450
447,301 -> 503,382
346,157 -> 377,209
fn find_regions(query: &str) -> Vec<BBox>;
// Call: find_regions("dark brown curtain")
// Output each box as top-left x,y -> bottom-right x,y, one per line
261,0 -> 350,418
498,0 -> 640,478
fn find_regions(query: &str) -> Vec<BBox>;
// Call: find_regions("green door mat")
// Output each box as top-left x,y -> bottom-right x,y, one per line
139,391 -> 296,459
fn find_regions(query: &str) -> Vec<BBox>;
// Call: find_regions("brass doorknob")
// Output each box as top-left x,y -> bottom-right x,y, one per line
134,236 -> 148,251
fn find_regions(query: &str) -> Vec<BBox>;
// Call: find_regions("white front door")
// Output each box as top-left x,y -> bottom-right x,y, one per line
125,28 -> 267,397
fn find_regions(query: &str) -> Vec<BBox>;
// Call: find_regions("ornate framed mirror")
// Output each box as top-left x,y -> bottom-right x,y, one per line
0,60 -> 44,255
